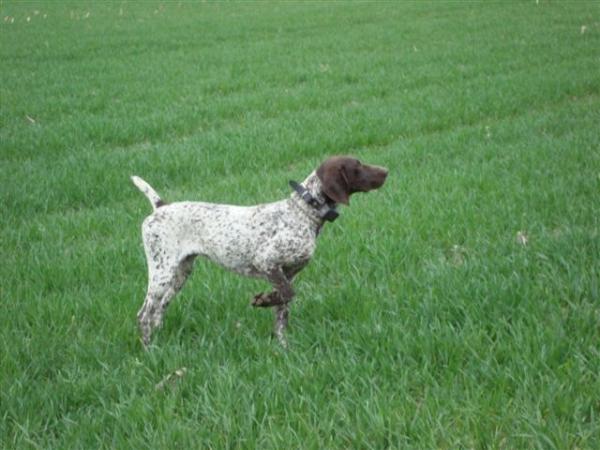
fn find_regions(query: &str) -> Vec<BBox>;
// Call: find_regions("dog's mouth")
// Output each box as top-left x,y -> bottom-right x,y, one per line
356,165 -> 388,192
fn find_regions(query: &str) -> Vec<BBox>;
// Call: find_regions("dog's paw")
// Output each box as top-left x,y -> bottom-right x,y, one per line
251,292 -> 282,307
251,292 -> 270,307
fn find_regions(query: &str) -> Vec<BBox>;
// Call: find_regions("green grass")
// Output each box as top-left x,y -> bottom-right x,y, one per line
1,1 -> 599,448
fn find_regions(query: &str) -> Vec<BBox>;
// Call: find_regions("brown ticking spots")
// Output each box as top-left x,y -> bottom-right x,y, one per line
131,156 -> 388,347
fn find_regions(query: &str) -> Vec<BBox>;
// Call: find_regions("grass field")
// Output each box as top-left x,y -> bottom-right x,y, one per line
1,1 -> 599,448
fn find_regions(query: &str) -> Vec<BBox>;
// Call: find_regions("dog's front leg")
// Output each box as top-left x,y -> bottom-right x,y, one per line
273,303 -> 289,348
251,267 -> 295,308
251,267 -> 294,346
268,268 -> 294,348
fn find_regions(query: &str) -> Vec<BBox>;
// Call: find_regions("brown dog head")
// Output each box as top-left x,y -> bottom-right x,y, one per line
316,156 -> 388,205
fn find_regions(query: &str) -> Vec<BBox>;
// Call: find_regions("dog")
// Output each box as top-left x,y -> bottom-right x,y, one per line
132,155 -> 388,346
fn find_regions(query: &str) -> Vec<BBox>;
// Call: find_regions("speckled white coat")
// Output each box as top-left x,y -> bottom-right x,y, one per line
140,171 -> 325,279
133,171 -> 328,345
132,156 -> 388,347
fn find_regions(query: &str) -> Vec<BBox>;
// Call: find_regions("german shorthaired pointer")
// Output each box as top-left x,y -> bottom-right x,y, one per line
132,156 -> 388,347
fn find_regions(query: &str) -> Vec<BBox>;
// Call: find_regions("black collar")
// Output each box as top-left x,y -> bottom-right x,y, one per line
289,180 -> 339,222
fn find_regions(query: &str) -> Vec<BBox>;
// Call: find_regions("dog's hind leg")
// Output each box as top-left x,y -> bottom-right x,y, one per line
137,254 -> 195,346
137,271 -> 175,346
155,254 -> 196,324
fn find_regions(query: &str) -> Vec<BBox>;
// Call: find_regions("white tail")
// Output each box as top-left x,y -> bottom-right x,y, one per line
131,176 -> 163,210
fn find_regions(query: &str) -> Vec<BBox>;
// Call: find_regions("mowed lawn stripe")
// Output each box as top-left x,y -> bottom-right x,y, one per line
2,2 -> 598,162
2,82 -> 597,224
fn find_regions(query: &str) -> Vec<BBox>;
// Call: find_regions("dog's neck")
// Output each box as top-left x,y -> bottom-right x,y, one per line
289,171 -> 338,227
300,171 -> 331,205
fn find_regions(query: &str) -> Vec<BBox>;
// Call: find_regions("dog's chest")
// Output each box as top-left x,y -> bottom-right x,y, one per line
246,202 -> 318,266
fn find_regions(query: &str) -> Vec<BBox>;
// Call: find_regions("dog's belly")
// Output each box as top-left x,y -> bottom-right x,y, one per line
196,228 -> 316,279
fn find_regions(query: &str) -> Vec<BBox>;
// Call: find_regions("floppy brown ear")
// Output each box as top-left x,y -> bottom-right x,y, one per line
317,163 -> 350,205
